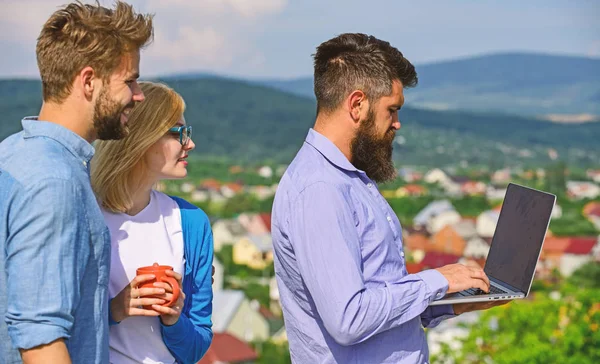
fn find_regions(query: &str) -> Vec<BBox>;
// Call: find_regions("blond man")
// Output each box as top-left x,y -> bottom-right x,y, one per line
0,2 -> 153,363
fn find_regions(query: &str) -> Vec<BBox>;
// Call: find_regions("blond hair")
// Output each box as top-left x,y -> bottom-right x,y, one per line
37,1 -> 154,102
91,82 -> 185,213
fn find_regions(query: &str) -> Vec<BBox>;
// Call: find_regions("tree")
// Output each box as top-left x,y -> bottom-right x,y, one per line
214,245 -> 274,279
545,162 -> 567,195
450,196 -> 492,217
244,282 -> 270,308
386,196 -> 435,225
252,340 -> 291,364
568,262 -> 600,289
221,193 -> 259,217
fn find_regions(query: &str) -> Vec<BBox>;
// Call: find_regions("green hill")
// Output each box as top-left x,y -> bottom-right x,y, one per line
1,77 -> 599,167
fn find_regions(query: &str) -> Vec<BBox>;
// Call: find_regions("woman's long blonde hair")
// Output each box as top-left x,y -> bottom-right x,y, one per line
91,81 -> 185,213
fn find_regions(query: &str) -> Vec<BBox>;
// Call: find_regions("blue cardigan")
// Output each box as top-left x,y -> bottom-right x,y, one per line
109,196 -> 214,364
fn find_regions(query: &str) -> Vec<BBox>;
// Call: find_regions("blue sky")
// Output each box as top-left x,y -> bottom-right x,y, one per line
1,0 -> 598,79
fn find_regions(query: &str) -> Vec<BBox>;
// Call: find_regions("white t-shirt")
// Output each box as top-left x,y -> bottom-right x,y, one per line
103,190 -> 185,364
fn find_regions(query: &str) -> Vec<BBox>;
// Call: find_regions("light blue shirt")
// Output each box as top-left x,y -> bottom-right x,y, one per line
271,129 -> 455,364
0,118 -> 110,363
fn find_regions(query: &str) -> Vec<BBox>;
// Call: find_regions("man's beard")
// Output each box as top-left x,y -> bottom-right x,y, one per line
350,108 -> 397,183
93,87 -> 132,140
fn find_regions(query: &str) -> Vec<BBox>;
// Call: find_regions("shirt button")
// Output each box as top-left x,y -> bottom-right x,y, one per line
386,215 -> 392,222
367,183 -> 373,188
82,161 -> 87,167
401,251 -> 405,257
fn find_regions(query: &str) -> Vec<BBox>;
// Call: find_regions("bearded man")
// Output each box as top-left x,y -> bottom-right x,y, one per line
271,33 -> 503,364
0,2 -> 153,363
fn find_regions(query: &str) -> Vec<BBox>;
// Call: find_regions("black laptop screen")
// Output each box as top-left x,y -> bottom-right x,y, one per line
484,183 -> 556,294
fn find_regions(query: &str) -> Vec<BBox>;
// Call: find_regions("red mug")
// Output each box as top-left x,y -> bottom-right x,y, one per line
136,263 -> 180,309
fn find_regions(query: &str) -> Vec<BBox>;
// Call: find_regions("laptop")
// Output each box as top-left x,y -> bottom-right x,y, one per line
430,183 -> 556,306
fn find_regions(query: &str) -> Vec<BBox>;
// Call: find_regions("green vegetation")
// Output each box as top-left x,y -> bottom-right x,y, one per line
549,216 -> 599,237
215,245 -> 273,307
386,196 -> 435,226
2,77 -> 600,168
185,156 -> 279,185
431,262 -> 600,364
221,194 -> 274,219
252,340 -> 291,364
215,245 -> 274,279
386,195 -> 491,226
165,159 -> 598,236
569,262 -> 600,289
550,197 -> 600,236
545,161 -> 568,195
190,194 -> 274,219
0,80 -> 42,139
450,196 -> 493,217
242,283 -> 271,308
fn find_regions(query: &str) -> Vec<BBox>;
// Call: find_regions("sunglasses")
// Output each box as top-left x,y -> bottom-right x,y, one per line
168,125 -> 192,146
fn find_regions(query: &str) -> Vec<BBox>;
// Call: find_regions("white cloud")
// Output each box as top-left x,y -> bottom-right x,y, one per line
143,0 -> 286,19
149,26 -> 231,69
135,0 -> 288,75
0,1 -> 62,42
0,0 -> 288,77
587,40 -> 600,58
226,0 -> 286,19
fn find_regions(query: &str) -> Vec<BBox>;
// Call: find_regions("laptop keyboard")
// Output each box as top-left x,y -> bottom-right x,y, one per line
464,286 -> 507,295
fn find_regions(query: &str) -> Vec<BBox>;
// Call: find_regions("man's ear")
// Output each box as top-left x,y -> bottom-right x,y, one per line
347,90 -> 366,123
79,66 -> 97,101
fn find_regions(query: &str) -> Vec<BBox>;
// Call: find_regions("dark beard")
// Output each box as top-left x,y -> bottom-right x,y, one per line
350,108 -> 397,183
93,87 -> 131,140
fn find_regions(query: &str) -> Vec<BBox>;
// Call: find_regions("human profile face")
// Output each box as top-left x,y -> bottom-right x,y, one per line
350,80 -> 404,183
94,49 -> 145,140
144,116 -> 196,181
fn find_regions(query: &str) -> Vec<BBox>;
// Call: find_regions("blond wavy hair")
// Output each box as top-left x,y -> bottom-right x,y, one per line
37,1 -> 154,102
91,82 -> 185,213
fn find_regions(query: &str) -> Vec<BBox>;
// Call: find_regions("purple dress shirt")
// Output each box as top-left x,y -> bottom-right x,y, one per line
271,129 -> 455,364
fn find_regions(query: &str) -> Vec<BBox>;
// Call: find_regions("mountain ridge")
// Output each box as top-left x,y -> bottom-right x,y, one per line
2,76 -> 599,168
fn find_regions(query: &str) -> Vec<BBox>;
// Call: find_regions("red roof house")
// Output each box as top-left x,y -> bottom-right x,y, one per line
198,333 -> 258,364
420,252 -> 461,269
564,237 -> 597,255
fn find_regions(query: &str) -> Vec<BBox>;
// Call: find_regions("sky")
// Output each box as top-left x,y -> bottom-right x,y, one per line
0,0 -> 598,80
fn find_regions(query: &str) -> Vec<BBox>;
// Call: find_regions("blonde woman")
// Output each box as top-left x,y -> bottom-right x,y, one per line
92,82 -> 212,364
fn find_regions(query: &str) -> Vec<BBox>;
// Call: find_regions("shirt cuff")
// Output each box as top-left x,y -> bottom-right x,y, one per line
160,314 -> 186,335
414,269 -> 449,303
9,323 -> 69,350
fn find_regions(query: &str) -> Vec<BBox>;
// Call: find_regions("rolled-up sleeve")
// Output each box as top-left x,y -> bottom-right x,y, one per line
288,182 -> 449,346
5,178 -> 90,349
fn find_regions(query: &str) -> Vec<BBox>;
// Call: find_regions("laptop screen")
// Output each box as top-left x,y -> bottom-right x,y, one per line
484,183 -> 556,294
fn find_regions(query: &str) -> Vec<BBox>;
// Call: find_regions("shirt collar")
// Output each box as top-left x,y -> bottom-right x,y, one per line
21,117 -> 95,163
304,128 -> 362,173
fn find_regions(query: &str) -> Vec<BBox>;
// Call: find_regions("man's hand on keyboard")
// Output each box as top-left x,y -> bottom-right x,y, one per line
435,264 -> 490,294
